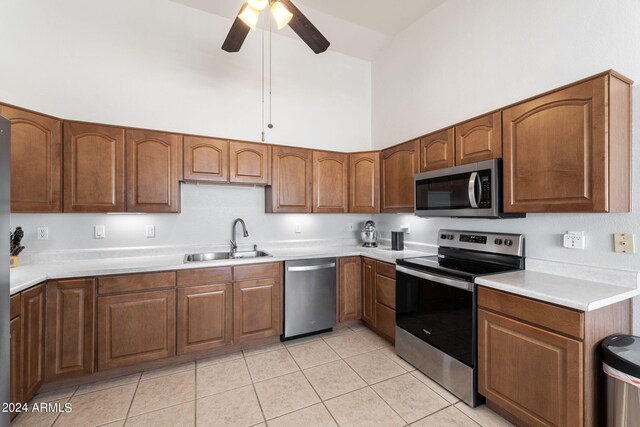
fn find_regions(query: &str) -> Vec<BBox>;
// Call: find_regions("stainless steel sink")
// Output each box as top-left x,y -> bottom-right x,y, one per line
183,250 -> 271,263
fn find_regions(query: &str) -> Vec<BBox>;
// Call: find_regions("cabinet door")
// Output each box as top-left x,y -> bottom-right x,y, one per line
420,128 -> 455,172
349,152 -> 380,213
0,105 -> 62,212
10,317 -> 22,421
338,257 -> 361,322
313,151 -> 348,213
267,146 -> 312,213
64,122 -> 125,212
455,112 -> 502,165
478,309 -> 583,427
229,141 -> 270,185
126,130 -> 181,212
375,303 -> 395,341
97,290 -> 176,370
183,136 -> 228,182
381,140 -> 420,213
233,278 -> 282,343
503,76 -> 610,213
45,279 -> 96,381
21,284 -> 45,402
177,284 -> 233,355
361,258 -> 376,326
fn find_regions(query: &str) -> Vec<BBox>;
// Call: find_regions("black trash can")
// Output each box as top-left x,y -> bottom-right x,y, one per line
601,335 -> 640,426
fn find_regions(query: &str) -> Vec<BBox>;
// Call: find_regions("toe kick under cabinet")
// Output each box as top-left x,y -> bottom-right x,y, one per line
477,287 -> 631,427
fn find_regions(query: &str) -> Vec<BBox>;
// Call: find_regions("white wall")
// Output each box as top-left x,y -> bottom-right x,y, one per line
0,0 -> 371,152
372,0 -> 640,272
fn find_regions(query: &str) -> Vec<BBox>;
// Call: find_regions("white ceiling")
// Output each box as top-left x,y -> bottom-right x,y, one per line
170,0 -> 446,60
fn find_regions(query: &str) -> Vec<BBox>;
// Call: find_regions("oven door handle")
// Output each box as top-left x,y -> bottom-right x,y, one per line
396,265 -> 474,292
468,172 -> 480,208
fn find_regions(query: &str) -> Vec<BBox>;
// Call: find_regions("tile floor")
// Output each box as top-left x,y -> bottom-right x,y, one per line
13,324 -> 514,427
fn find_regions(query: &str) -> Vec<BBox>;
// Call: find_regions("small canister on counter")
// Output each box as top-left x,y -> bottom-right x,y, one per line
391,231 -> 405,250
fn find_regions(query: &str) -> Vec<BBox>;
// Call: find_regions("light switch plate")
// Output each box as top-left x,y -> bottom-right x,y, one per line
614,233 -> 635,254
146,225 -> 156,238
563,231 -> 585,249
94,225 -> 105,239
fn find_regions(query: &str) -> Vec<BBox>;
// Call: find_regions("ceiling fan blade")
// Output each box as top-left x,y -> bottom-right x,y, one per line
222,7 -> 251,53
280,0 -> 330,54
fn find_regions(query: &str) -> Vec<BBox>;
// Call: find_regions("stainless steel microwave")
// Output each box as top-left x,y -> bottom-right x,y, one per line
414,159 -> 522,218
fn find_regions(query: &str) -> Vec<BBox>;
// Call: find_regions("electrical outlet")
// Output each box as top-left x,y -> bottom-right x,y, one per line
94,225 -> 105,239
563,231 -> 585,249
37,227 -> 49,240
146,225 -> 156,238
614,233 -> 635,254
295,223 -> 302,234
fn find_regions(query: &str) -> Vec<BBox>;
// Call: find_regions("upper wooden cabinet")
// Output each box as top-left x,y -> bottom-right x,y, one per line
0,105 -> 62,212
45,278 -> 96,381
503,73 -> 632,213
420,128 -> 455,172
64,122 -> 125,212
266,146 -> 313,213
349,152 -> 380,213
183,136 -> 229,183
455,112 -> 502,165
313,151 -> 349,213
126,129 -> 181,213
381,139 -> 420,213
230,141 -> 271,185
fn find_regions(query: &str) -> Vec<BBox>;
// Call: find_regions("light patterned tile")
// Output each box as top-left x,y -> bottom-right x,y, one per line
411,371 -> 460,404
325,387 -> 404,427
129,370 -> 195,417
287,340 -> 340,369
54,383 -> 136,427
98,421 -> 126,427
126,401 -> 195,427
344,350 -> 405,384
197,385 -> 264,427
75,372 -> 141,396
254,372 -> 320,420
13,398 -> 69,427
302,360 -> 367,400
354,328 -> 392,349
378,346 -> 416,371
266,403 -> 336,427
32,386 -> 77,403
245,349 -> 299,383
283,335 -> 321,348
141,362 -> 194,381
412,406 -> 477,426
324,331 -> 375,358
197,351 -> 243,368
242,342 -> 285,357
373,373 -> 449,423
454,402 -> 514,427
197,357 -> 252,398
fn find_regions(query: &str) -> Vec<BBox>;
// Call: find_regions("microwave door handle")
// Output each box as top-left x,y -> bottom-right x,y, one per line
468,172 -> 480,208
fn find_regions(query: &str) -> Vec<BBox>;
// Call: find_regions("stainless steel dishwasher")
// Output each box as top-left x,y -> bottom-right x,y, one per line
283,257 -> 337,340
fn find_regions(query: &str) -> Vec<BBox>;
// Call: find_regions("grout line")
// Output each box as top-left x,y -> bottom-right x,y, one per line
73,373 -> 142,397
244,353 -> 268,425
123,371 -> 142,423
194,358 -> 198,427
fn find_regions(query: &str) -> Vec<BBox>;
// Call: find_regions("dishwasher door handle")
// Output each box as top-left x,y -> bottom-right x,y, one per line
287,263 -> 336,272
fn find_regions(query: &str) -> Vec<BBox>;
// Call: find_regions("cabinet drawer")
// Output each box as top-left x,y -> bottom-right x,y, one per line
375,303 -> 395,341
234,262 -> 281,281
177,267 -> 232,287
10,294 -> 21,319
375,261 -> 395,279
375,274 -> 395,309
478,287 -> 584,340
98,271 -> 176,295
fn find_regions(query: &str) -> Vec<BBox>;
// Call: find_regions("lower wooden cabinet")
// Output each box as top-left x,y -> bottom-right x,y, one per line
46,278 -> 96,381
233,278 -> 282,343
21,284 -> 45,403
10,317 -> 22,421
97,289 -> 176,370
177,284 -> 233,355
375,303 -> 396,340
338,257 -> 361,322
361,258 -> 376,326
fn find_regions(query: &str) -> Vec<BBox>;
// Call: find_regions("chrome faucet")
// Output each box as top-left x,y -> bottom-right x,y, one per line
230,218 -> 249,253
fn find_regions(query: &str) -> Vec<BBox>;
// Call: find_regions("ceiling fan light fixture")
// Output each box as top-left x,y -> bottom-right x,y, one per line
247,0 -> 269,11
270,1 -> 293,30
238,3 -> 260,30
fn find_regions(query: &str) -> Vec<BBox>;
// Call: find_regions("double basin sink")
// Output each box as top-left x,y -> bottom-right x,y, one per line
184,250 -> 272,263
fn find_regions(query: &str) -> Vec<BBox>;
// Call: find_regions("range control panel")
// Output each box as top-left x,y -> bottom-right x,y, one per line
438,229 -> 524,256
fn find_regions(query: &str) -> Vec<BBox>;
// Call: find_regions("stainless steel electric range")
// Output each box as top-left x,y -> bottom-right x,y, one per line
395,229 -> 525,407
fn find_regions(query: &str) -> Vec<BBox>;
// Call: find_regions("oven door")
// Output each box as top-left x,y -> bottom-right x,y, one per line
396,265 -> 474,367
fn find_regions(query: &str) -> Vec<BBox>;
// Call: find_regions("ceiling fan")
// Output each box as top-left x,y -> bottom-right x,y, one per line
222,0 -> 330,54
